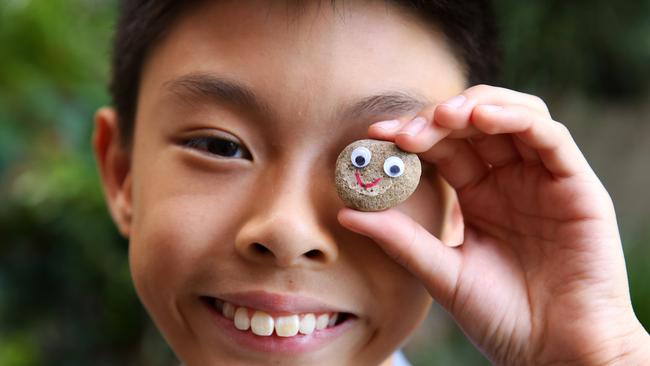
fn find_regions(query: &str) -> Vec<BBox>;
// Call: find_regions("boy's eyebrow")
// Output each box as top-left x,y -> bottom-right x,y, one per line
164,72 -> 431,120
339,89 -> 431,121
164,73 -> 272,116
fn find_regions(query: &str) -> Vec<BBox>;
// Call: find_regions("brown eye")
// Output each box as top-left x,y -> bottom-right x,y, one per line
184,136 -> 251,159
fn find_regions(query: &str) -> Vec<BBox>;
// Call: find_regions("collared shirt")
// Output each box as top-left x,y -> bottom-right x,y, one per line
393,349 -> 412,366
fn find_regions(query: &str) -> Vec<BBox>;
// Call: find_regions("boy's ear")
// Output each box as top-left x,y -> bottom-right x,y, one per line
93,107 -> 133,238
437,177 -> 464,247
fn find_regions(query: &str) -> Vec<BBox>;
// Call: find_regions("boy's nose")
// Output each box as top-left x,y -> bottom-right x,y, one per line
235,214 -> 338,268
234,162 -> 340,269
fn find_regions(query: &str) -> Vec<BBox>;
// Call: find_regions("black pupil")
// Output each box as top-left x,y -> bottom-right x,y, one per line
355,156 -> 366,166
208,139 -> 239,157
390,165 -> 400,174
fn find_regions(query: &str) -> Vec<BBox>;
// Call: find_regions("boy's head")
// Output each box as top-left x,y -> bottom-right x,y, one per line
94,1 -> 499,365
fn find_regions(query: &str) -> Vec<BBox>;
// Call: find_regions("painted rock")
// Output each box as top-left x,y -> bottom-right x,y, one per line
335,139 -> 421,211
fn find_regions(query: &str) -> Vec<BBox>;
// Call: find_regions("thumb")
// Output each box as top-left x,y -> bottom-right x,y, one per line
337,208 -> 461,305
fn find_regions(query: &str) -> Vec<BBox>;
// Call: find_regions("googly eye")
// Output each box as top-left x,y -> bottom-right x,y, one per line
350,146 -> 372,168
383,156 -> 405,177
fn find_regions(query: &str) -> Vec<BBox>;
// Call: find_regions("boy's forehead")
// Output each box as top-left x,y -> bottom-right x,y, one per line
139,0 -> 465,132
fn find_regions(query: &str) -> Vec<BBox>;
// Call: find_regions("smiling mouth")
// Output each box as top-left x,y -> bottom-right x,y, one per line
200,296 -> 356,337
355,170 -> 381,189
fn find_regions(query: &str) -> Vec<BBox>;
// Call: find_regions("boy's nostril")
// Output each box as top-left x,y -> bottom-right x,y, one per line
252,243 -> 271,255
248,244 -> 326,262
304,249 -> 323,260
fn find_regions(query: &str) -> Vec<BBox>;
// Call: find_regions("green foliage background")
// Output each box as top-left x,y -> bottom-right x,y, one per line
0,1 -> 648,365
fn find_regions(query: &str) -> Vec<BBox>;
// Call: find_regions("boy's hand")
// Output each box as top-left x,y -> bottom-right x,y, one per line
338,85 -> 650,365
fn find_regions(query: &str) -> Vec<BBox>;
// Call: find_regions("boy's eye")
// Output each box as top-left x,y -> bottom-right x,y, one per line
350,146 -> 372,168
183,136 -> 251,159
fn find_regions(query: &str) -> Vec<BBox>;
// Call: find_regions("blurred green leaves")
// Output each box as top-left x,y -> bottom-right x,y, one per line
0,0 -> 173,365
495,0 -> 650,100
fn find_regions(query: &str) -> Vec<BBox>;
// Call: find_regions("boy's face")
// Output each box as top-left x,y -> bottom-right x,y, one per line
106,1 -> 465,365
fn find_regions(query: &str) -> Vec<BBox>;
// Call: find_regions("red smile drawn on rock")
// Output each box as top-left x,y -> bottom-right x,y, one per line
355,170 -> 382,189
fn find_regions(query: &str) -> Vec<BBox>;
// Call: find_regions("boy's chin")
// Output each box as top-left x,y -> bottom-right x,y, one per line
154,293 -> 409,366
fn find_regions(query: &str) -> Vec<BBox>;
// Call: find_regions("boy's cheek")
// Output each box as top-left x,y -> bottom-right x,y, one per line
128,191 -> 240,298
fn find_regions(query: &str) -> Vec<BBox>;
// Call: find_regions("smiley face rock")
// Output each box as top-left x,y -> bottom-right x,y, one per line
335,139 -> 421,211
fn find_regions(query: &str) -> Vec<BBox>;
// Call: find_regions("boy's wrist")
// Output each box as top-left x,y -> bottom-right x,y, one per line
601,322 -> 650,366
623,327 -> 650,365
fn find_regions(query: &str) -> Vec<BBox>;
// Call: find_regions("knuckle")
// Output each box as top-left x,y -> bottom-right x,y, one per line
466,83 -> 492,96
554,121 -> 572,137
511,105 -> 538,129
529,94 -> 545,106
529,95 -> 550,114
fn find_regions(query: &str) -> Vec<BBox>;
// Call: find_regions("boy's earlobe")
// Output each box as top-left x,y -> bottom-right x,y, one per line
93,107 -> 133,238
112,174 -> 133,237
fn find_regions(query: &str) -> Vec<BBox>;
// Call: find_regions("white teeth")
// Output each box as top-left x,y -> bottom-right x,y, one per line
299,313 -> 316,335
234,307 -> 250,331
275,314 -> 300,337
222,302 -> 235,320
315,313 -> 330,330
224,302 -> 345,337
328,312 -> 338,327
251,311 -> 274,336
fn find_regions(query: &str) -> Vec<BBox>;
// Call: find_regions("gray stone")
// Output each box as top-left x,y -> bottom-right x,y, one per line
335,139 -> 421,211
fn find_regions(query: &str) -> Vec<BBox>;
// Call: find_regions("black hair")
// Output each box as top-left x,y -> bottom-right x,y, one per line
109,0 -> 501,147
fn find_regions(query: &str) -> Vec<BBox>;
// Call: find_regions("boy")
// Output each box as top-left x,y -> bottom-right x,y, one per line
93,0 -> 650,365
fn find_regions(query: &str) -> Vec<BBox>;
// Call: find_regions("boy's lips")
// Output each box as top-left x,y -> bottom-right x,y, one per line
206,290 -> 355,316
199,290 -> 360,354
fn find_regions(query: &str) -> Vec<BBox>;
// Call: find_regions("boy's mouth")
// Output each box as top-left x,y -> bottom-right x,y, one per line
200,296 -> 356,338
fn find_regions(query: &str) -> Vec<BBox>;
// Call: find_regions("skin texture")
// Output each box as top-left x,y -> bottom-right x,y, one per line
94,1 -> 650,365
93,1 -> 465,365
335,139 -> 422,211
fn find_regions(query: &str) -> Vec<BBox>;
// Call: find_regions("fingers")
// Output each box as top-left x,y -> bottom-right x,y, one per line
370,106 -> 453,153
369,84 -> 591,180
511,134 -> 541,163
419,138 -> 489,190
469,133 -> 523,168
337,208 -> 461,303
431,85 -> 550,133
471,104 -> 591,177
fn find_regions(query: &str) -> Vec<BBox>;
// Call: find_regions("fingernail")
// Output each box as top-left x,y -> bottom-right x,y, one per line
398,116 -> 427,136
441,94 -> 466,109
480,104 -> 503,112
372,119 -> 401,132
